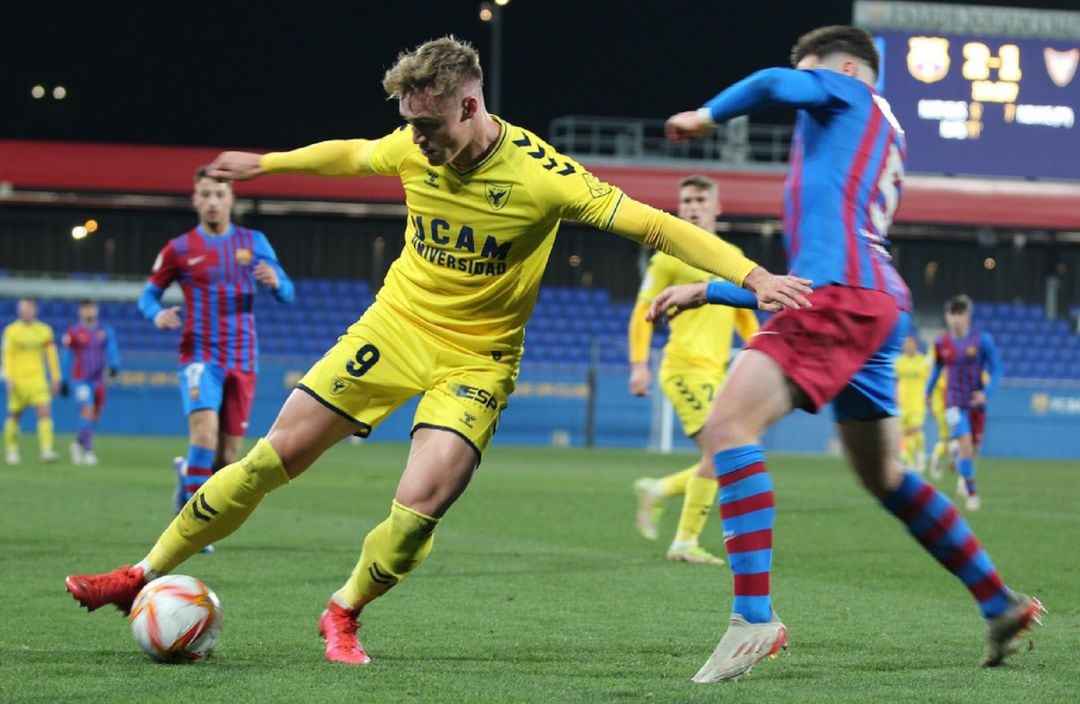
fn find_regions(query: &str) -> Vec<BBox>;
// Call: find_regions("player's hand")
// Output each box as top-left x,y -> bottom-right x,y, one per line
205,151 -> 264,181
59,380 -> 70,397
742,267 -> 813,313
628,362 -> 651,397
154,306 -> 183,330
971,390 -> 987,407
253,261 -> 280,290
665,110 -> 714,142
647,282 -> 708,323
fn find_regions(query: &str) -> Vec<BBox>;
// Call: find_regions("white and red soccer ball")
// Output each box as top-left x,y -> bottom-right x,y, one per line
129,575 -> 222,663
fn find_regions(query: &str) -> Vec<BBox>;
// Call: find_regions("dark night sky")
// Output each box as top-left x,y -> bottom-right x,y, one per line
2,0 -> 1077,150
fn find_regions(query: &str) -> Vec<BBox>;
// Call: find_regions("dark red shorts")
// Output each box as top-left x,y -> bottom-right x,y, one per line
745,286 -> 902,413
220,368 -> 256,437
969,407 -> 987,449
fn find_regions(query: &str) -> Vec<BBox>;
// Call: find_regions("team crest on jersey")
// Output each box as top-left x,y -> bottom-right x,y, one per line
907,36 -> 950,84
582,171 -> 612,199
966,345 -> 978,357
1030,392 -> 1050,415
485,182 -> 513,210
235,248 -> 253,266
1044,47 -> 1079,87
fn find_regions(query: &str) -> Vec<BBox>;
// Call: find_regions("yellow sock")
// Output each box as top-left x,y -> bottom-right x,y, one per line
144,438 -> 289,574
674,472 -> 718,543
335,500 -> 438,610
657,464 -> 697,498
932,440 -> 947,463
3,417 -> 17,453
911,430 -> 925,457
38,417 -> 54,453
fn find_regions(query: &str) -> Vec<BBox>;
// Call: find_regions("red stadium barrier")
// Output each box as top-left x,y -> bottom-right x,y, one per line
3,139 -> 1079,229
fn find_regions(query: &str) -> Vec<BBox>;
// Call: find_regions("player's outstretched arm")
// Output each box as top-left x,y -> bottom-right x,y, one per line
206,151 -> 264,181
208,140 -> 380,182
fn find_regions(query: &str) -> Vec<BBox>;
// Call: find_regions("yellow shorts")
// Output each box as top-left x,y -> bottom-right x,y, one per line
899,402 -> 926,432
297,302 -> 519,458
659,366 -> 725,437
7,380 -> 50,414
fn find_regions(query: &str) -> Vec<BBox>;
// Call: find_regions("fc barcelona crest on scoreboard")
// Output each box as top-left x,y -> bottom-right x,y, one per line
1044,48 -> 1079,88
907,36 -> 950,84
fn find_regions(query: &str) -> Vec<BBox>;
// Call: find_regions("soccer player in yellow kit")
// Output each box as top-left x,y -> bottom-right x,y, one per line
3,298 -> 62,464
895,333 -> 929,474
629,176 -> 758,564
66,36 -> 811,666
927,357 -> 949,479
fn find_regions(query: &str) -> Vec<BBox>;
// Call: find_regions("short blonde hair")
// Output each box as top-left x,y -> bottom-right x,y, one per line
679,174 -> 718,194
382,36 -> 483,100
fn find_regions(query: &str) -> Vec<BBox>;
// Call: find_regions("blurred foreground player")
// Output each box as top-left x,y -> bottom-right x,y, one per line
61,300 -> 121,465
656,25 -> 1042,682
66,36 -> 811,666
629,175 -> 758,564
2,298 -> 61,464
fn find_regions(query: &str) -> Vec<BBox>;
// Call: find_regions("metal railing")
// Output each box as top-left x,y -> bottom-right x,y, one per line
548,115 -> 793,165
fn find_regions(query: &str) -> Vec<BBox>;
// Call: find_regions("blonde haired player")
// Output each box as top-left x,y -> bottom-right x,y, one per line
630,175 -> 757,564
895,333 -> 929,474
66,36 -> 811,666
3,298 -> 62,464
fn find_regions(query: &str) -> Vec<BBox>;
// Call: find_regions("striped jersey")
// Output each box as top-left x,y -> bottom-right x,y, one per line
139,225 -> 294,371
703,67 -> 911,311
929,329 -> 1001,408
62,323 -> 120,382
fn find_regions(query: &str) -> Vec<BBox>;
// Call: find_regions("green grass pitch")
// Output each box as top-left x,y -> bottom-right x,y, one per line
2,436 -> 1077,703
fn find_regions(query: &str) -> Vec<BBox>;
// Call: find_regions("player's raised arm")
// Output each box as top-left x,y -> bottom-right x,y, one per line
207,134 -> 400,182
606,197 -> 811,312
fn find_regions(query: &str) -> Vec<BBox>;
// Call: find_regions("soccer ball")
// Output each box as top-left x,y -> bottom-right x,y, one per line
130,575 -> 222,663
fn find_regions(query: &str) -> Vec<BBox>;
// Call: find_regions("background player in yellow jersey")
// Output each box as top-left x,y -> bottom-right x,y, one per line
927,356 -> 950,479
66,36 -> 811,666
629,175 -> 758,564
895,333 -> 929,474
3,298 -> 62,464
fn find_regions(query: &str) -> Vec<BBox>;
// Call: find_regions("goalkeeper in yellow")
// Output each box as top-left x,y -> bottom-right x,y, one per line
895,333 -> 929,475
3,298 -> 62,464
629,176 -> 757,565
65,36 -> 811,666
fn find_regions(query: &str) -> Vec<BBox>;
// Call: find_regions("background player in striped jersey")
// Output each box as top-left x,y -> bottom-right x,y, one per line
66,36 -> 812,667
629,175 -> 758,565
895,332 -> 929,474
137,168 -> 295,525
926,295 -> 1002,510
2,298 -> 62,464
656,25 -> 1041,682
61,300 -> 121,465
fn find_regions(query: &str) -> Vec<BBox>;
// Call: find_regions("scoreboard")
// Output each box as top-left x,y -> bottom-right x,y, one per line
855,1 -> 1080,181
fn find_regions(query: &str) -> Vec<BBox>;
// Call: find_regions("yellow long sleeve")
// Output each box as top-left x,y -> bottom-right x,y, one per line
627,301 -> 653,363
45,341 -> 60,382
1,331 -> 10,381
260,139 -> 379,177
608,198 -> 757,286
734,308 -> 759,342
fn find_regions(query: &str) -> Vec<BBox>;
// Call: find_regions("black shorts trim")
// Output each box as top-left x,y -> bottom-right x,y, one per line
295,384 -> 372,438
411,423 -> 482,465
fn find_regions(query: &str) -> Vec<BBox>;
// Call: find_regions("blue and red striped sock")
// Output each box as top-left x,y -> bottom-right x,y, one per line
181,445 -> 216,510
715,445 -> 774,624
956,457 -> 977,497
882,470 -> 1008,618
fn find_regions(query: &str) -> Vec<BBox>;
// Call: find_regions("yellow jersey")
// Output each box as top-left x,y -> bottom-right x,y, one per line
631,250 -> 758,371
261,117 -> 756,353
1,320 -> 60,385
895,351 -> 930,408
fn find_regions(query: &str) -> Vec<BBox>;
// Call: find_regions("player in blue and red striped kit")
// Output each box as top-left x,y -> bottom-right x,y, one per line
139,168 -> 294,532
927,295 -> 1001,510
61,300 -> 121,465
654,25 -> 1041,682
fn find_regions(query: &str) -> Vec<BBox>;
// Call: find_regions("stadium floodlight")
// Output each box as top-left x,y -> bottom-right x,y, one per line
53,85 -> 67,100
72,225 -> 88,240
494,0 -> 510,6
85,219 -> 99,233
479,2 -> 493,21
31,85 -> 45,99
